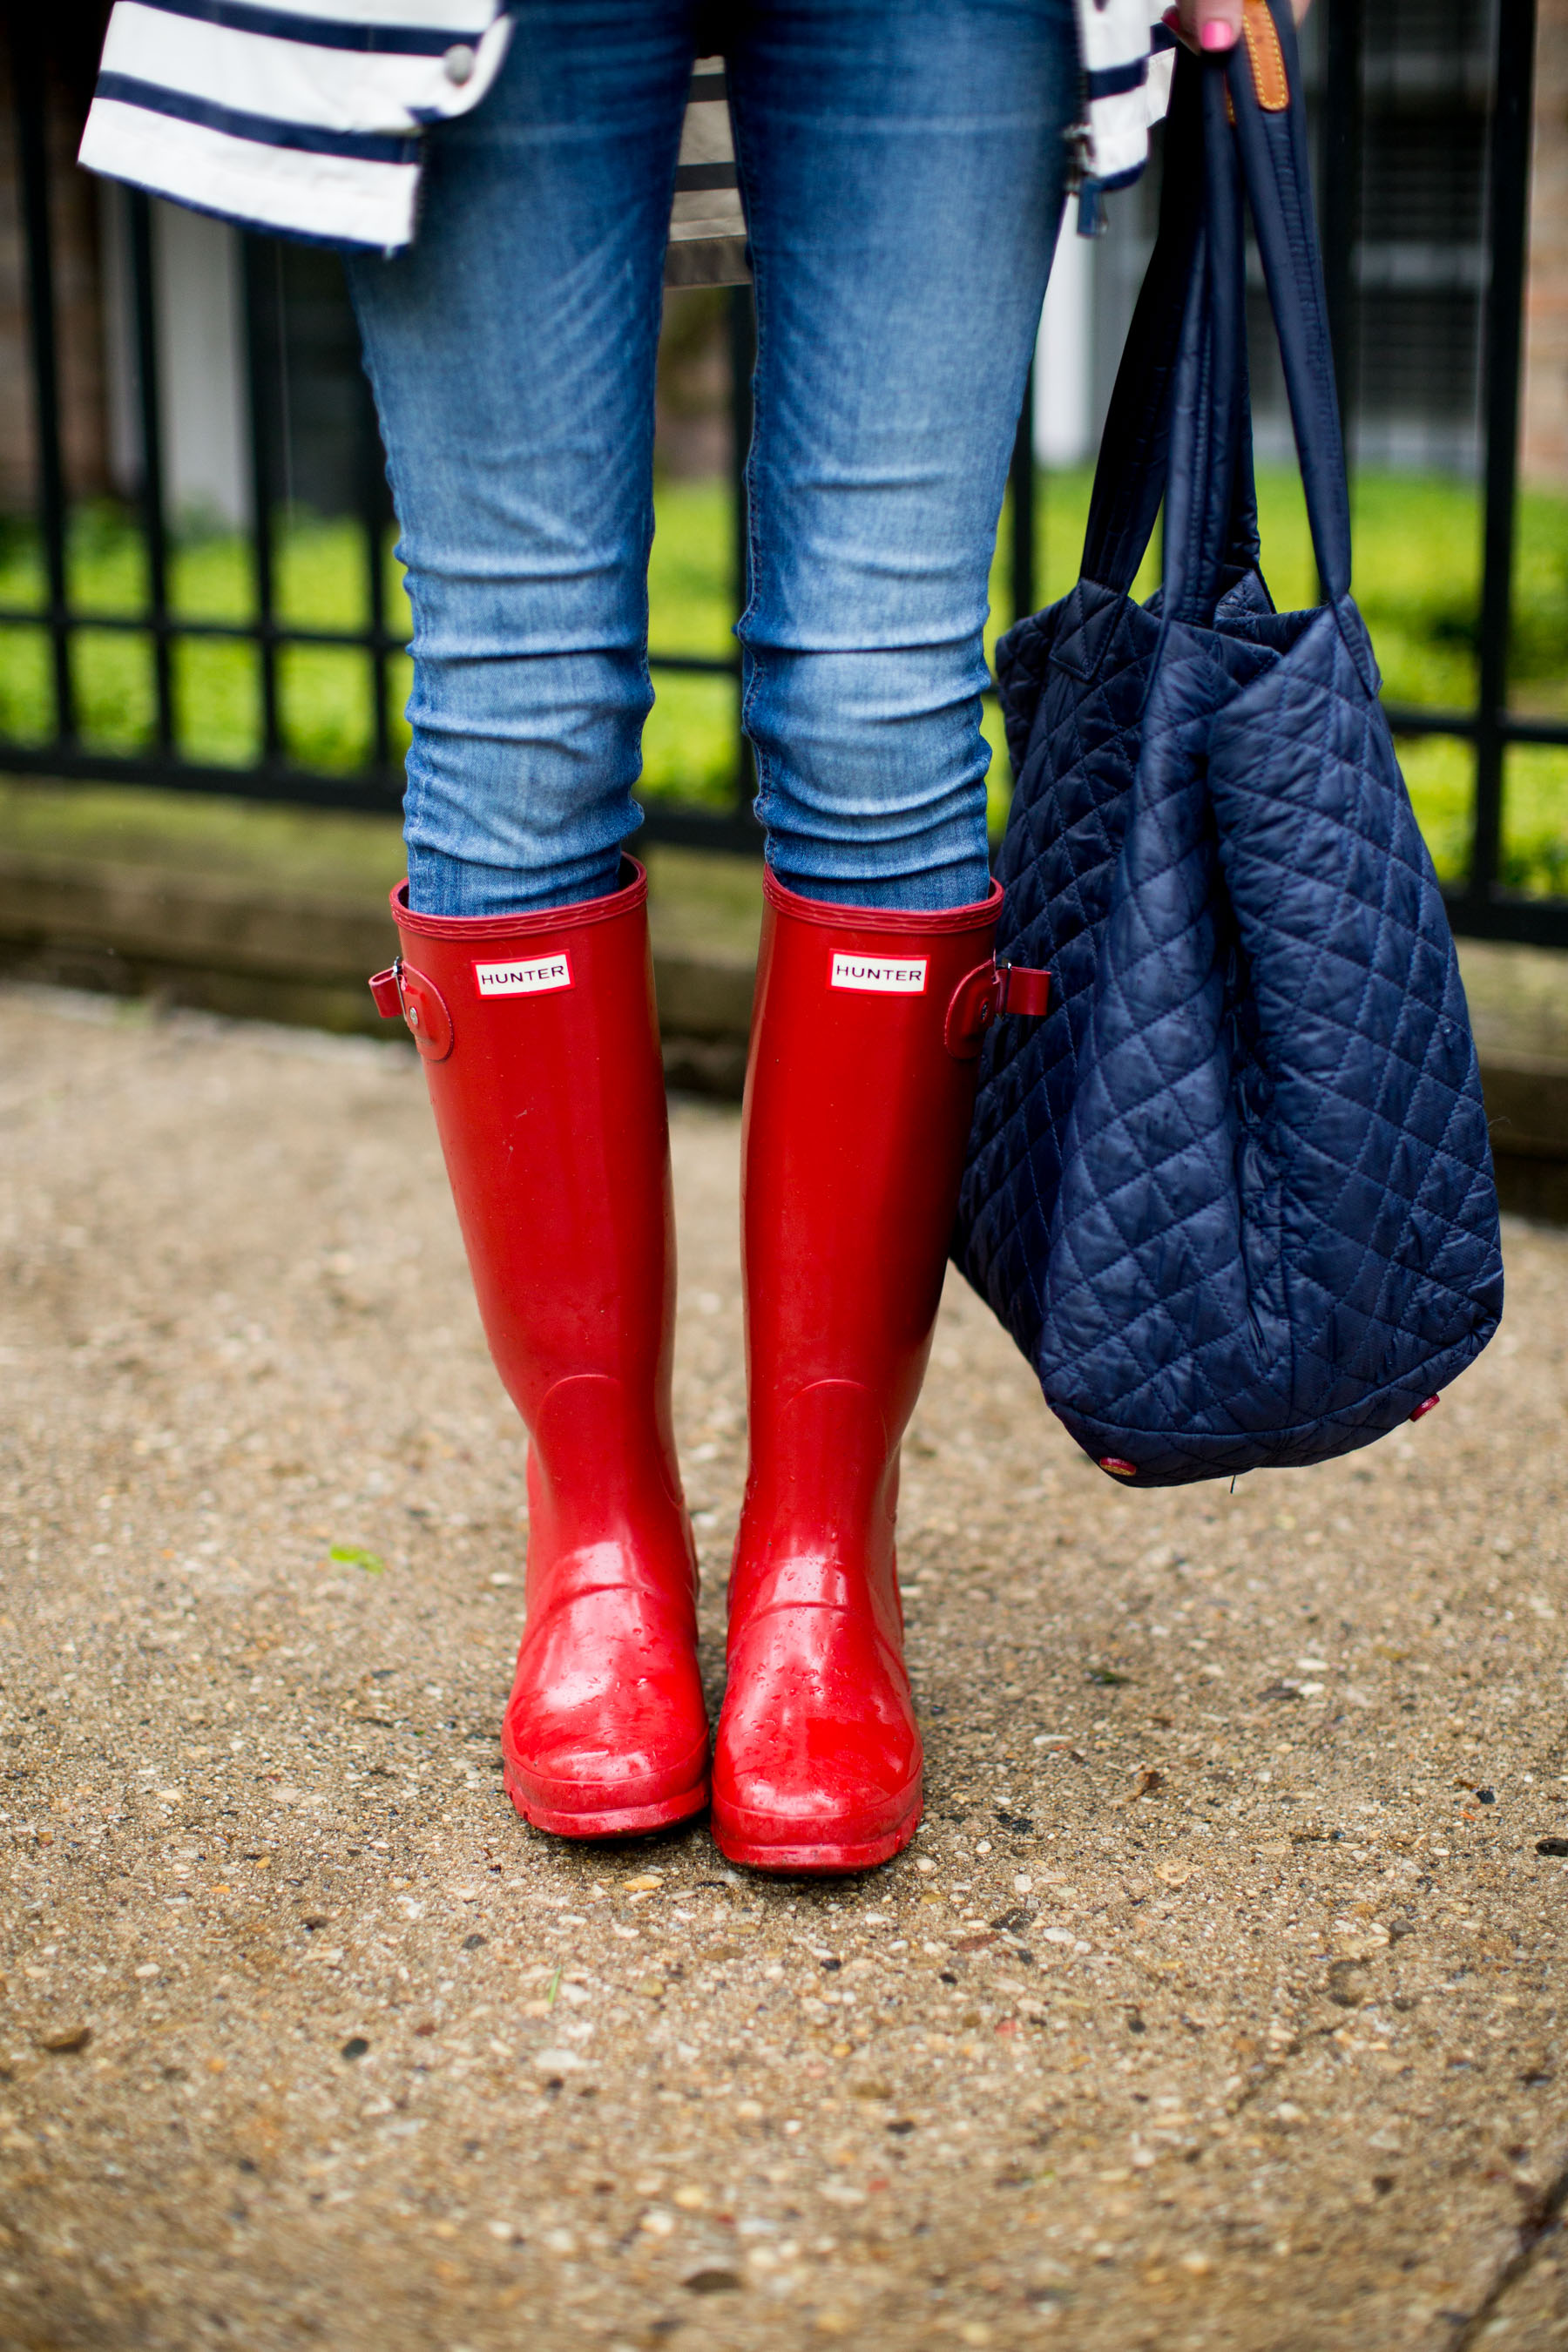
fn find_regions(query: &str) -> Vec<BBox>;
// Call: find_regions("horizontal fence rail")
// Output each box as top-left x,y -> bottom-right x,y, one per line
3,0 -> 1566,942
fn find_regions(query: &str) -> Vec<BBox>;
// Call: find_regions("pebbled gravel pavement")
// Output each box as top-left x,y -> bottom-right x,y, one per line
2,983 -> 1566,2351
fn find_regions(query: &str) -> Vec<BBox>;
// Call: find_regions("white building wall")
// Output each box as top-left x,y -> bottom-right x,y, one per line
98,186 -> 249,527
1034,213 -> 1095,470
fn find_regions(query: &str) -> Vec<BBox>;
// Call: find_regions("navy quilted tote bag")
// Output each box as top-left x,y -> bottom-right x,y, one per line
954,5 -> 1503,1488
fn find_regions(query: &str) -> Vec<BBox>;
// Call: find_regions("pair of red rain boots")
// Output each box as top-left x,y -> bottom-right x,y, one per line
372,860 -> 1044,1872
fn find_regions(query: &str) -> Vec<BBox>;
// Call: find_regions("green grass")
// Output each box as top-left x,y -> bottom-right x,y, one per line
1,466 -> 1565,891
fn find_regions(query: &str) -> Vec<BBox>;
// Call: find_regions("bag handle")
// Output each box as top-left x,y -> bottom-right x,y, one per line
1224,0 -> 1352,605
1085,2 -> 1355,630
1078,49 -> 1260,600
1159,0 -> 1357,626
1159,51 -> 1252,625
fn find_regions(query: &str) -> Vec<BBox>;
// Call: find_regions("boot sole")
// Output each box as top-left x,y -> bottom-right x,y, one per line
711,1784 -> 923,1876
504,1758 -> 709,1841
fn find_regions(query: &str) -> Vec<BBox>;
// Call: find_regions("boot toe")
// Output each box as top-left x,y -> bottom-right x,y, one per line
710,1635 -> 923,1873
502,1601 -> 710,1837
504,1716 -> 710,1836
712,1768 -> 923,1874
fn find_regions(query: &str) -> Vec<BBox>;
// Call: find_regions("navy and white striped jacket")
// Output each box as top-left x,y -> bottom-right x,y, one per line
79,0 -> 1172,255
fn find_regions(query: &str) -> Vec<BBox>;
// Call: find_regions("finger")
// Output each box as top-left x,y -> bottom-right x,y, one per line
1179,0 -> 1244,52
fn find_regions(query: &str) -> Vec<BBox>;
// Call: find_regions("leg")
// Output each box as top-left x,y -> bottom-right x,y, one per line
357,6 -> 712,1836
728,0 -> 1079,914
381,868 -> 711,1837
713,0 -> 1078,1871
715,870 -> 1009,1870
346,3 -> 695,916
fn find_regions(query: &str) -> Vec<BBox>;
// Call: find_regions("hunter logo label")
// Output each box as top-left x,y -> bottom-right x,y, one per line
475,953 -> 573,998
830,952 -> 929,996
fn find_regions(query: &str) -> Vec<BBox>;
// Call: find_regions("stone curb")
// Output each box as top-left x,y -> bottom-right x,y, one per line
0,849 -> 755,1097
2,850 -> 1566,1197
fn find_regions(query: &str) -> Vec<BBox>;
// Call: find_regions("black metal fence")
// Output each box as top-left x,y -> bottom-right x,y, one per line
1319,0 -> 1560,945
4,0 -> 1565,938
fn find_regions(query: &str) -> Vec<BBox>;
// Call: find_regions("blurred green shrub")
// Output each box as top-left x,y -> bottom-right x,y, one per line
0,468 -> 1564,893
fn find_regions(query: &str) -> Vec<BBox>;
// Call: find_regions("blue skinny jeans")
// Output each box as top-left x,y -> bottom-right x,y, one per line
347,0 -> 1078,916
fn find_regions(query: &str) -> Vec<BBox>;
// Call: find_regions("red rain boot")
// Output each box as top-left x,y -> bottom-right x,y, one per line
712,870 -> 1047,1874
370,861 -> 709,1838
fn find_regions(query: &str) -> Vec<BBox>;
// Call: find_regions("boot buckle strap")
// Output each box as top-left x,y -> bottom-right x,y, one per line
943,958 -> 1051,1059
368,963 -> 402,1019
368,956 -> 455,1062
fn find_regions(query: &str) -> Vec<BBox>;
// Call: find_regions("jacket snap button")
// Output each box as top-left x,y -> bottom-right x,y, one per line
443,43 -> 476,83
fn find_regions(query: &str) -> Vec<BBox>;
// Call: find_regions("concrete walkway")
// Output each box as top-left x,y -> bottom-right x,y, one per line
2,984 -> 1566,2352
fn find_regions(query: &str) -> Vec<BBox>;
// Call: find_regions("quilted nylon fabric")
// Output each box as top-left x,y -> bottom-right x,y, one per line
953,23 -> 1503,1489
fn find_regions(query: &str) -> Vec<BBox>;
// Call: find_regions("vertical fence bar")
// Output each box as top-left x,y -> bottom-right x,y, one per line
727,282 -> 756,821
11,16 -> 76,745
1010,359 -> 1037,625
1319,0 -> 1363,469
127,191 -> 176,753
1468,0 -> 1536,907
355,367 -> 393,776
240,233 -> 284,765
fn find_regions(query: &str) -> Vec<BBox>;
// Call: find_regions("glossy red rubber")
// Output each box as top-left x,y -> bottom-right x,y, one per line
388,863 -> 709,1837
712,871 -> 1003,1875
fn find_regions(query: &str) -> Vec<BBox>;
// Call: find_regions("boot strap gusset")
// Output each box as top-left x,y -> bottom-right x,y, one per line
943,958 -> 1051,1059
368,955 -> 454,1061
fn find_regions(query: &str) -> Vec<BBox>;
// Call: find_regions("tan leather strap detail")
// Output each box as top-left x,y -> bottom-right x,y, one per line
1223,2 -> 1289,123
1242,0 -> 1289,111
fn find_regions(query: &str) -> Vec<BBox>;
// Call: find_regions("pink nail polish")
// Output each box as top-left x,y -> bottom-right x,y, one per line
1200,20 -> 1236,48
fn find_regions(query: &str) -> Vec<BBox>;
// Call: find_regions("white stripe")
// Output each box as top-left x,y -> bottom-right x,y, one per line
678,99 -> 735,169
78,0 -> 1159,253
1073,0 -> 1167,182
79,98 -> 419,247
102,2 -> 509,133
152,0 -> 501,26
1076,0 -> 1154,74
1085,106 -> 1156,183
1145,46 -> 1175,127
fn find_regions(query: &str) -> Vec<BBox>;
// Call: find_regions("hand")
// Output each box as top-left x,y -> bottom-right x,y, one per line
1166,0 -> 1312,54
